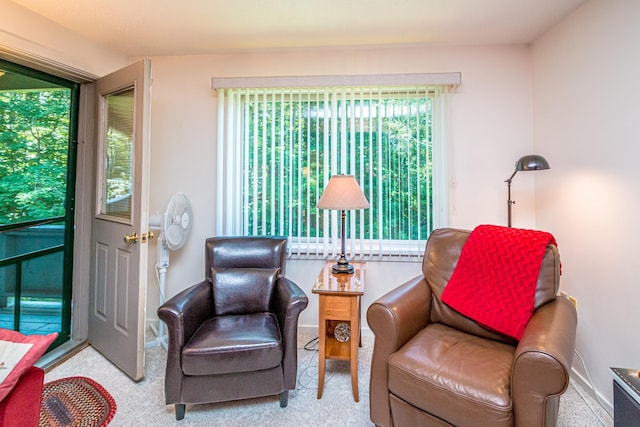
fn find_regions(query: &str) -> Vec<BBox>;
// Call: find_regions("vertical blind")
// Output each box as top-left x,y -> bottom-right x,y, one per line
216,79 -> 455,259
102,88 -> 135,220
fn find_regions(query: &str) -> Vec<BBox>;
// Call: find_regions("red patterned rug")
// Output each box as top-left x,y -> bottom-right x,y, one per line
39,376 -> 116,427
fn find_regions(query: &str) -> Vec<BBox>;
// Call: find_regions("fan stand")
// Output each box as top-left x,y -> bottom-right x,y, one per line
144,192 -> 192,353
145,236 -> 169,351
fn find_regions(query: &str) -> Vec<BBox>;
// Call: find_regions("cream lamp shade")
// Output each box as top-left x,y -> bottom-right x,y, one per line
317,175 -> 369,274
317,175 -> 370,210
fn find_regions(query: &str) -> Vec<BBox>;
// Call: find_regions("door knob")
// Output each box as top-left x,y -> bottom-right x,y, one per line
124,232 -> 138,244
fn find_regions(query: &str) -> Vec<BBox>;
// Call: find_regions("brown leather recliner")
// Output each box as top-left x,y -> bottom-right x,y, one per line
158,236 -> 308,420
367,228 -> 577,427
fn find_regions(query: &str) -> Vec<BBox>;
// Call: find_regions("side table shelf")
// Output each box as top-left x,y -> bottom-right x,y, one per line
324,320 -> 351,360
312,261 -> 364,402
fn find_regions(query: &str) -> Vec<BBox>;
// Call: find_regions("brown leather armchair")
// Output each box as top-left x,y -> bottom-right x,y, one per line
367,228 -> 577,427
158,236 -> 308,420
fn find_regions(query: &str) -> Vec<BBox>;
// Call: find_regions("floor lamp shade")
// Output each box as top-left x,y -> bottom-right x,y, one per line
505,154 -> 550,227
317,175 -> 369,274
515,154 -> 550,172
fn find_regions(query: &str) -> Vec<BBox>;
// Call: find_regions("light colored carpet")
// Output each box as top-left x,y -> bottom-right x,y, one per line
44,333 -> 612,426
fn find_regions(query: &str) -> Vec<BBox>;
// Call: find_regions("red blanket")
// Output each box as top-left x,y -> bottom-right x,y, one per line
441,224 -> 556,340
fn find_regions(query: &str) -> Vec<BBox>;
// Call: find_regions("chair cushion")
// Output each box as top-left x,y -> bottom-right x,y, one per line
181,312 -> 283,376
388,323 -> 514,427
211,268 -> 280,316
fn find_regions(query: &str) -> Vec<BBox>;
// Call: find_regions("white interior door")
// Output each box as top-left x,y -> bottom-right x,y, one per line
89,60 -> 151,381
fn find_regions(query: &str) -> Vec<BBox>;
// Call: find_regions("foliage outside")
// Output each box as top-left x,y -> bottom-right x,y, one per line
243,92 -> 434,244
0,89 -> 71,225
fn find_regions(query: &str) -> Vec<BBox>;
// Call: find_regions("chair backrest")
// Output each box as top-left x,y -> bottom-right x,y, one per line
205,236 -> 287,277
205,236 -> 287,316
422,228 -> 560,344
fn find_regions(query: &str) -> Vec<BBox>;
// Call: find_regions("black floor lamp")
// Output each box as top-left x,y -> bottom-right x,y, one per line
505,154 -> 550,227
317,175 -> 369,274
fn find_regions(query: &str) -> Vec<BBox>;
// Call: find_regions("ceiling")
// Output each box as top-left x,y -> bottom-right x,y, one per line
10,0 -> 587,57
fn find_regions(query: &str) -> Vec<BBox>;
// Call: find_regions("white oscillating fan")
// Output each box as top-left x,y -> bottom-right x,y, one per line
145,192 -> 193,350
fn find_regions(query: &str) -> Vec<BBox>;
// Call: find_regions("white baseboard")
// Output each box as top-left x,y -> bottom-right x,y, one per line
570,367 -> 613,416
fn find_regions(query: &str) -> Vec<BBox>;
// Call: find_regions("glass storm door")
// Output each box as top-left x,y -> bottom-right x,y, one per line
0,59 -> 78,351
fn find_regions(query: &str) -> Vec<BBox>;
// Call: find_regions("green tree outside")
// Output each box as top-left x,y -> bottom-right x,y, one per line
243,94 -> 434,242
0,89 -> 71,224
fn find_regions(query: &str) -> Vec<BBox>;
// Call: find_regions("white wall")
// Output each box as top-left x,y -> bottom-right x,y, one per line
144,45 -> 537,331
533,0 -> 640,408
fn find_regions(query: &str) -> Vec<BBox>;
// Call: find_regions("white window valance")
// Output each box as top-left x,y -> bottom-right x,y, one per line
212,72 -> 461,90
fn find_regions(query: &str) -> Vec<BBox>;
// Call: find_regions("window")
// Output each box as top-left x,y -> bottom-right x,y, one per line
215,74 -> 457,258
100,87 -> 134,220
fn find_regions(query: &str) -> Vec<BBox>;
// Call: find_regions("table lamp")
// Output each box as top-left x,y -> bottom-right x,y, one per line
317,175 -> 369,274
505,154 -> 550,227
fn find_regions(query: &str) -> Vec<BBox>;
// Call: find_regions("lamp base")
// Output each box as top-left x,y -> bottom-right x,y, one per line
331,255 -> 354,274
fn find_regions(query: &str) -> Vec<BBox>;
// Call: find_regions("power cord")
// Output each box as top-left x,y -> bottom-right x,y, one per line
304,336 -> 319,351
572,349 -> 610,426
155,266 -> 166,304
297,336 -> 335,391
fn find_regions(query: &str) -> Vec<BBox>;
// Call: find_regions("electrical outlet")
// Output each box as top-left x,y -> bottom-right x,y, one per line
558,291 -> 577,310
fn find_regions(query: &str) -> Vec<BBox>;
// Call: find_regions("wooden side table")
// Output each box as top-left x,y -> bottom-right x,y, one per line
312,261 -> 364,402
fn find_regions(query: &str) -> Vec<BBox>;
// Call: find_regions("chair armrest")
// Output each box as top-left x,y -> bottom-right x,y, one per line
512,297 -> 577,427
158,280 -> 213,348
366,275 -> 432,427
273,277 -> 309,390
157,280 -> 212,404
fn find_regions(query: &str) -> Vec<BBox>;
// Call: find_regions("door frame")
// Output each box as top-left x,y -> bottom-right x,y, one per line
72,82 -> 97,342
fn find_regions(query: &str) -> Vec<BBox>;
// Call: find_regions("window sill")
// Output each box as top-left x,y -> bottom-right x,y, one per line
288,253 -> 423,263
